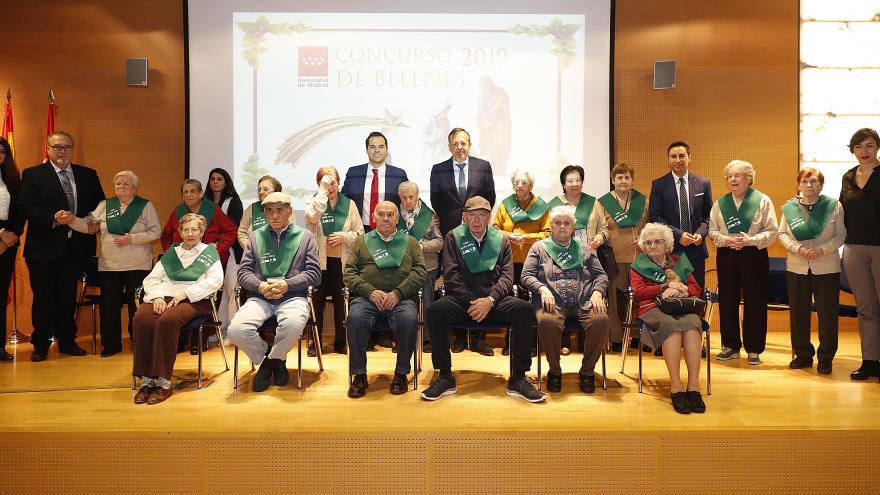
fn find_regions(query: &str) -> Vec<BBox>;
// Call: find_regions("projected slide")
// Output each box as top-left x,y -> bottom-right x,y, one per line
231,12 -> 586,203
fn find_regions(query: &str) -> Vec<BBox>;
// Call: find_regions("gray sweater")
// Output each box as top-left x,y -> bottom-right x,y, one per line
238,224 -> 322,302
520,240 -> 609,311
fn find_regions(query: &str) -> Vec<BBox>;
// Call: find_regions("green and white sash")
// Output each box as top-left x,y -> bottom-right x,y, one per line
320,194 -> 351,236
541,237 -> 584,270
364,229 -> 409,269
631,252 -> 694,284
254,224 -> 305,278
250,201 -> 267,231
398,201 -> 434,240
598,190 -> 645,228
502,194 -> 550,223
781,195 -> 836,241
175,200 -> 216,227
160,244 -> 220,282
548,193 -> 595,230
452,224 -> 503,274
105,196 -> 147,235
718,188 -> 761,234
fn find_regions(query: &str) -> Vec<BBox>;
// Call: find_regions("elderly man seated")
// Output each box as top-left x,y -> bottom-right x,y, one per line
421,196 -> 545,403
227,192 -> 321,392
521,205 -> 609,394
343,201 -> 426,398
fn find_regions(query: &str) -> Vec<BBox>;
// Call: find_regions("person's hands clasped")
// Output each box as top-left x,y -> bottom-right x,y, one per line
152,298 -> 168,315
508,233 -> 526,246
679,232 -> 696,246
0,230 -> 18,252
327,232 -> 344,247
798,245 -> 823,260
113,233 -> 132,246
590,291 -> 607,314
167,291 -> 188,308
259,280 -> 287,300
54,210 -> 75,226
468,297 -> 493,323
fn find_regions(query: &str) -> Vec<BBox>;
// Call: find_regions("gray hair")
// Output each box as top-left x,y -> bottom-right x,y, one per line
724,159 -> 756,185
178,213 -> 207,232
397,181 -> 419,196
181,178 -> 203,193
638,222 -> 675,253
113,170 -> 139,188
510,169 -> 535,188
549,205 -> 576,224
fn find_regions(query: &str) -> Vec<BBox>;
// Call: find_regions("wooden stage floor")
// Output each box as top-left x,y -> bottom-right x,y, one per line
1,328 -> 879,494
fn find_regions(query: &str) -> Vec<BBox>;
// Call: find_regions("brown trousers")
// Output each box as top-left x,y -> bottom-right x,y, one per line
132,298 -> 212,379
537,305 -> 609,375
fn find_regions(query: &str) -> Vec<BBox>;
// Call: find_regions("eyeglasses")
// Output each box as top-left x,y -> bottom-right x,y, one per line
643,239 -> 664,246
180,227 -> 202,234
49,145 -> 73,152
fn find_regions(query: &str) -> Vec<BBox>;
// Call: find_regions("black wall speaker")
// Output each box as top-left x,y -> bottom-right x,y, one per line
126,58 -> 148,87
653,60 -> 676,89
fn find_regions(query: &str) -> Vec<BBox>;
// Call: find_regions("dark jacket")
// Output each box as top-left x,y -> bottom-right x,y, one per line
430,157 -> 496,235
441,228 -> 512,304
237,225 -> 322,302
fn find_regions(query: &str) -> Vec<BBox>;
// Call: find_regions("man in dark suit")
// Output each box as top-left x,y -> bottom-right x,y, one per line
429,128 -> 496,236
341,131 -> 409,232
648,141 -> 712,287
18,131 -> 105,361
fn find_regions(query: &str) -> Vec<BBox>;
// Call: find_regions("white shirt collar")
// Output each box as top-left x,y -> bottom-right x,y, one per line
369,163 -> 386,174
50,161 -> 71,174
672,170 -> 689,183
453,158 -> 469,168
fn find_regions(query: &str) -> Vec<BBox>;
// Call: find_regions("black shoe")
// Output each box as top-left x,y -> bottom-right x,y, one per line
817,361 -> 833,375
671,391 -> 692,414
100,347 -> 121,358
451,336 -> 466,354
273,360 -> 289,387
578,373 -> 596,394
686,390 -> 706,413
789,356 -> 813,369
375,332 -> 393,348
653,347 -> 663,357
470,337 -> 494,357
506,377 -> 546,403
422,341 -> 432,353
333,342 -> 347,354
546,373 -> 562,393
610,342 -> 622,353
0,348 -> 13,361
58,344 -> 87,356
389,373 -> 408,395
252,359 -> 274,392
307,342 -> 317,357
420,374 -> 457,401
850,360 -> 880,380
30,349 -> 48,362
630,337 -> 641,349
347,373 -> 368,398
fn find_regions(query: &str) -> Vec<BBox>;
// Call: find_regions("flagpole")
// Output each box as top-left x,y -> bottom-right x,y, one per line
3,89 -> 27,345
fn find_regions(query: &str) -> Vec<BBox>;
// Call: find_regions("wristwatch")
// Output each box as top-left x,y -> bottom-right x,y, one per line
487,296 -> 496,306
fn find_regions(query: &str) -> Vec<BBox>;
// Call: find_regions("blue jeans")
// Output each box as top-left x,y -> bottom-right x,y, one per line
347,297 -> 418,375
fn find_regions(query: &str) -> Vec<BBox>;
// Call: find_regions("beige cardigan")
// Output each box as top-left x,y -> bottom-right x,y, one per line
778,199 -> 846,275
71,198 -> 161,271
303,191 -> 364,270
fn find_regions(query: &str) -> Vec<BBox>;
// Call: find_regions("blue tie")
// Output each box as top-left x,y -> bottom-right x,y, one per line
456,163 -> 466,202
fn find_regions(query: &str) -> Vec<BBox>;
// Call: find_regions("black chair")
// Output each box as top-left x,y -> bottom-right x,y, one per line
622,286 -> 716,395
74,256 -> 101,354
817,260 -> 858,319
342,287 -> 423,390
767,256 -> 790,311
131,287 -> 229,390
232,286 -> 324,389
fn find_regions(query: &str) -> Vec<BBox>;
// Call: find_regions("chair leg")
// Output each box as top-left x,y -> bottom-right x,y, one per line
637,333 -> 643,394
413,323 -> 421,391
233,346 -> 239,389
91,304 -> 98,355
214,324 -> 230,372
311,323 -> 324,372
601,339 -> 607,391
536,326 -> 542,391
297,336 -> 303,389
706,329 -> 711,396
131,375 -> 137,390
620,325 -> 631,373
197,327 -> 204,390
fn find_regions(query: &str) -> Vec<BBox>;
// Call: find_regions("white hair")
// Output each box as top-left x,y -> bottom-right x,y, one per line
398,181 -> 419,196
510,169 -> 535,188
549,205 -> 576,224
638,222 -> 674,253
724,160 -> 755,185
114,170 -> 139,188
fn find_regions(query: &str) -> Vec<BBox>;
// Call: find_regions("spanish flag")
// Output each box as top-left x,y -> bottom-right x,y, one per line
1,89 -> 13,157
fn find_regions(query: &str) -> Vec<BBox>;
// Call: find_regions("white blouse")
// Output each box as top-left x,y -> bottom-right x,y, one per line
142,242 -> 224,303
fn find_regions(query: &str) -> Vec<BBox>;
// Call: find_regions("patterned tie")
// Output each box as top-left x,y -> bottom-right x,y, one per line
678,177 -> 691,233
59,169 -> 76,212
456,163 -> 466,202
369,168 -> 379,229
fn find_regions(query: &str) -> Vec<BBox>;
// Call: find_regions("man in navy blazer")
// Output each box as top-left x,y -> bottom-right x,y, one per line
340,131 -> 408,232
18,131 -> 105,361
648,141 -> 713,287
429,128 -> 496,236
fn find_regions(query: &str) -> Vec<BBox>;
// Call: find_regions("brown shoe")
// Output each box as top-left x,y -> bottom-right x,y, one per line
134,385 -> 154,404
147,387 -> 174,405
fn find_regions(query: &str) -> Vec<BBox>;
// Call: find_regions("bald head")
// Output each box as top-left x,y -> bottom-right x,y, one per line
373,201 -> 400,236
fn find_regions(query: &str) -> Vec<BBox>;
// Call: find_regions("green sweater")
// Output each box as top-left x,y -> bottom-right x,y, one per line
343,233 -> 427,300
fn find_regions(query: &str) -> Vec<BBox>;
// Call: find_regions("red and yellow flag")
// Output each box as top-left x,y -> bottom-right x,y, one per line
1,89 -> 13,158
43,96 -> 57,162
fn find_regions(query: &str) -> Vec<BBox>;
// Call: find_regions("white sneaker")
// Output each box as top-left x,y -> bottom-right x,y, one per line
747,352 -> 761,365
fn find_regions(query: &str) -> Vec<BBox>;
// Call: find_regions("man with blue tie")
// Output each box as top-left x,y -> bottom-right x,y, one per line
648,141 -> 713,288
340,131 -> 409,233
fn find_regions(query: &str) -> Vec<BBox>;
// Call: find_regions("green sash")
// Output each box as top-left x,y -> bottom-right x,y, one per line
397,202 -> 434,240
502,194 -> 550,223
631,252 -> 694,284
718,188 -> 761,234
363,229 -> 409,269
254,224 -> 305,278
175,200 -> 216,227
105,196 -> 148,235
548,193 -> 595,230
782,195 -> 836,242
320,194 -> 351,236
452,224 -> 503,274
541,237 -> 584,270
159,244 -> 220,282
250,201 -> 267,231
598,190 -> 646,228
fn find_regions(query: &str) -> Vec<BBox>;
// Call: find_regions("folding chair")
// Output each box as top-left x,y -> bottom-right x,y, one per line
74,256 -> 101,354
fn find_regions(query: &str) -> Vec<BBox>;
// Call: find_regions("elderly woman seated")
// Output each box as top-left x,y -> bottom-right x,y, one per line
630,222 -> 705,414
131,213 -> 224,405
521,205 -> 609,394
